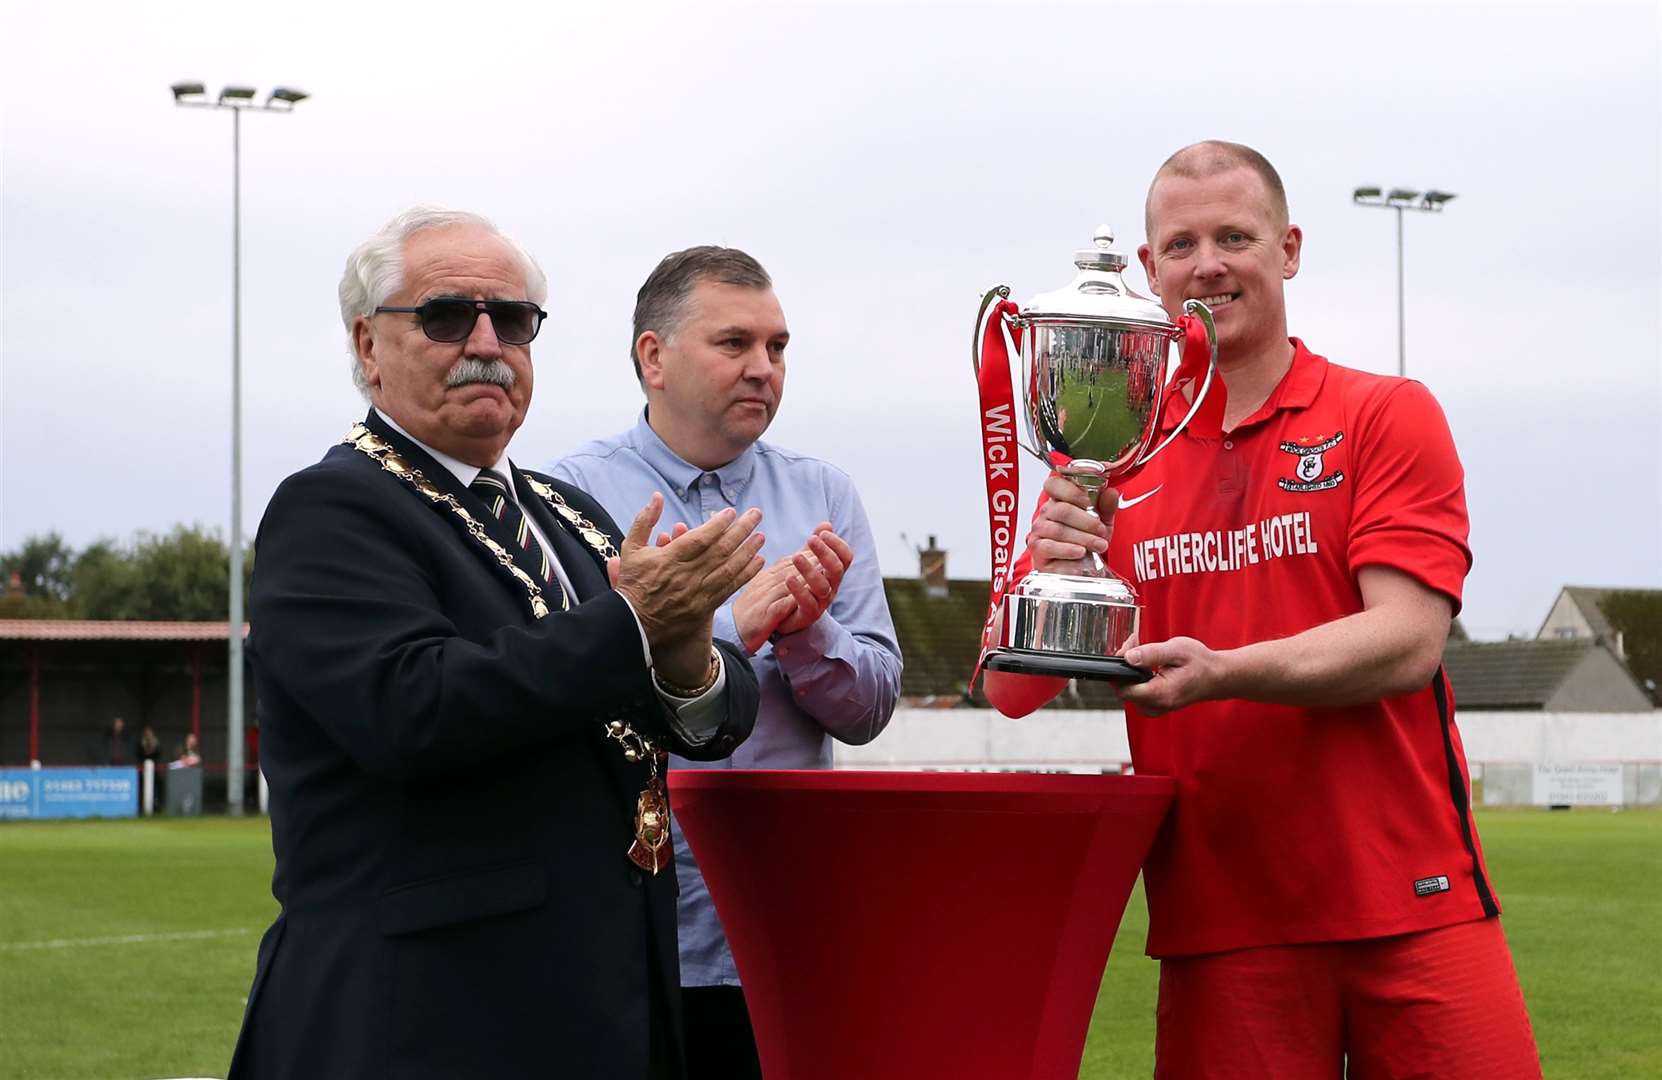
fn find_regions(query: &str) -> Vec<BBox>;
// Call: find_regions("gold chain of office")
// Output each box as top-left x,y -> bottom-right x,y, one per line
340,423 -> 659,772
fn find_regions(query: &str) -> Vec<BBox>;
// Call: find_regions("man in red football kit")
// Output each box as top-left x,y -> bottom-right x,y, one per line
985,142 -> 1542,1078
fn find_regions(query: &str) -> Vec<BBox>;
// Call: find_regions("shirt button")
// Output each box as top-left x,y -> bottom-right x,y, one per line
1223,440 -> 1234,450
775,645 -> 789,657
628,869 -> 644,888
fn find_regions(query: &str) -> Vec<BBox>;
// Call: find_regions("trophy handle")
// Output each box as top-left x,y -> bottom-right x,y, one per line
1136,299 -> 1218,465
974,284 -> 1053,468
972,285 -> 1012,377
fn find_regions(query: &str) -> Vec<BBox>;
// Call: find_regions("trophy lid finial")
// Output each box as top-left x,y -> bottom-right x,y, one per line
1023,222 -> 1171,328
1075,226 -> 1128,272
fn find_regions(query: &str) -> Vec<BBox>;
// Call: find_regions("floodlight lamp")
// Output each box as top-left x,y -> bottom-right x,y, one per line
1387,188 -> 1421,204
1353,186 -> 1383,202
268,87 -> 309,106
219,85 -> 257,102
171,81 -> 206,101
1422,190 -> 1457,207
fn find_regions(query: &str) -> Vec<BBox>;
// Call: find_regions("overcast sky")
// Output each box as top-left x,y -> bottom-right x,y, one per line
3,0 -> 1658,640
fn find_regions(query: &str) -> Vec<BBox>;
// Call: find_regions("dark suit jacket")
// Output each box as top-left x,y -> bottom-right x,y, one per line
227,411 -> 758,1080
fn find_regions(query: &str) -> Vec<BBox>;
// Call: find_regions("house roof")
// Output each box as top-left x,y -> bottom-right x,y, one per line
1535,587 -> 1662,705
1539,586 -> 1662,640
0,620 -> 247,642
1545,587 -> 1620,640
1441,638 -> 1600,709
882,578 -> 989,703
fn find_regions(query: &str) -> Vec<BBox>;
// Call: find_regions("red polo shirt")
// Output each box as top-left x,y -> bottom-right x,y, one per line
1106,339 -> 1495,957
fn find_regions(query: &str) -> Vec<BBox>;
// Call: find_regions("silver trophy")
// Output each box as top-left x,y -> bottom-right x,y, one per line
975,226 -> 1217,682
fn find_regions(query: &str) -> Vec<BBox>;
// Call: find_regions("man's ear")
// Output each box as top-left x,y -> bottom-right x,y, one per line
1137,243 -> 1161,298
636,330 -> 668,391
353,316 -> 382,390
1281,224 -> 1303,281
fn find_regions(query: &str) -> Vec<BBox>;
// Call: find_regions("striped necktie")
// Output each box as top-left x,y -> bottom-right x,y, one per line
470,470 -> 562,600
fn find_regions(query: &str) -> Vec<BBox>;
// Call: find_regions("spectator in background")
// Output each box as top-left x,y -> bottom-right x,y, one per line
172,732 -> 202,768
88,716 -> 134,765
138,724 -> 163,768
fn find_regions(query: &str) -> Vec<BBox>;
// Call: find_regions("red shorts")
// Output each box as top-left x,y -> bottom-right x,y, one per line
1153,918 -> 1541,1079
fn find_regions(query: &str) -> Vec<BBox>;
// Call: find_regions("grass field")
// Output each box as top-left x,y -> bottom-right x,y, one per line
1,809 -> 1657,1079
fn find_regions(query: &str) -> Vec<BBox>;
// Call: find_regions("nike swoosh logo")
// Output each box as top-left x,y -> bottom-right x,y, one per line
1117,484 -> 1163,510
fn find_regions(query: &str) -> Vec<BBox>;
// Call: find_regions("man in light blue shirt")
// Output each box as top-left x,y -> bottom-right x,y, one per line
550,246 -> 902,1079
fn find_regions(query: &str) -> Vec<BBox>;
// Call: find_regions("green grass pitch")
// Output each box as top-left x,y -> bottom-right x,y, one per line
1,809 -> 1656,1078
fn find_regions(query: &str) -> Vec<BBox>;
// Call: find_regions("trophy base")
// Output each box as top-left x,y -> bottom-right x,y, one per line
985,650 -> 1153,684
996,571 -> 1144,683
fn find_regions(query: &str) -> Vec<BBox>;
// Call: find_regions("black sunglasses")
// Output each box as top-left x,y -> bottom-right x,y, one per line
374,298 -> 548,345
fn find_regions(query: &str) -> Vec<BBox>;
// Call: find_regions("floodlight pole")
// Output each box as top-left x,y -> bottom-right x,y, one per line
1394,204 -> 1404,378
1352,187 -> 1455,378
173,84 -> 307,814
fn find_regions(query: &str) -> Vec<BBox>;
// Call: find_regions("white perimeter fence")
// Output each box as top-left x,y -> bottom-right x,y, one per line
836,708 -> 1662,806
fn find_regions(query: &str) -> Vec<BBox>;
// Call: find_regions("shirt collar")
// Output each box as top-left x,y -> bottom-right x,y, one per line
1157,337 -> 1328,437
627,408 -> 758,501
1272,338 -> 1327,412
374,407 -> 515,492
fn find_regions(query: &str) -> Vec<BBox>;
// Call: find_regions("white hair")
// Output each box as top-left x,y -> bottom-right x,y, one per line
338,205 -> 550,396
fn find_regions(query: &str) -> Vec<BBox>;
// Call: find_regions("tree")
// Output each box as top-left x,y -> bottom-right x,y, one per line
0,532 -> 76,601
3,527 -> 252,620
1600,590 -> 1662,704
76,526 -> 252,620
70,539 -> 145,619
130,526 -> 247,621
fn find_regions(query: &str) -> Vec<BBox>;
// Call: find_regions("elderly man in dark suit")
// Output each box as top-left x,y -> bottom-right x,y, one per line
227,207 -> 765,1080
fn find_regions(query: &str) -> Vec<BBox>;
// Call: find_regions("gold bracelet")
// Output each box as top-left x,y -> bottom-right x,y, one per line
652,647 -> 721,698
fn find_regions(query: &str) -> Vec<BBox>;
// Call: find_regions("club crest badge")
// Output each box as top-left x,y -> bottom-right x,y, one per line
1278,431 -> 1345,492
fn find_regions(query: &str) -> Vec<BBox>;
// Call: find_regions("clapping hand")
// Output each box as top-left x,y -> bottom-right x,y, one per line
731,524 -> 854,654
609,494 -> 765,684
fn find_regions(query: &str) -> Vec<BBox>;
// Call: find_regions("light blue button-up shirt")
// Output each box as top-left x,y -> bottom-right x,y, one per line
551,410 -> 903,986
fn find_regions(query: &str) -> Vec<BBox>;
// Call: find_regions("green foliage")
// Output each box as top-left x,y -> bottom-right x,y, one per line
0,810 -> 1655,1079
68,539 -> 143,619
1600,590 -> 1662,701
0,590 -> 71,619
0,532 -> 76,602
128,526 -> 236,621
0,527 -> 253,620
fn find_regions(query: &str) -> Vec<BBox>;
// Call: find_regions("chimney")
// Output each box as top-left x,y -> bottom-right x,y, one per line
919,535 -> 947,598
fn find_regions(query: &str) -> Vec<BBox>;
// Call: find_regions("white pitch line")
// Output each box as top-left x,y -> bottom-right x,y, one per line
0,927 -> 255,952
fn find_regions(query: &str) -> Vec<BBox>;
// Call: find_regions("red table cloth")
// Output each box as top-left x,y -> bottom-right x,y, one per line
670,770 -> 1175,1079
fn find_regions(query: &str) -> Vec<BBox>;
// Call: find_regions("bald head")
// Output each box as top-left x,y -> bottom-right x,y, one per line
1145,141 -> 1288,240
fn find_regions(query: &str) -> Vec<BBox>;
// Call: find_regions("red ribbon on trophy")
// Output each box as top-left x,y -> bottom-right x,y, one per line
1169,312 -> 1226,437
970,290 -> 1023,686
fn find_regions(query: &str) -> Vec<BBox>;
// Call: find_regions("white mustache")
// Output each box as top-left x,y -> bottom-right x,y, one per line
446,357 -> 518,389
